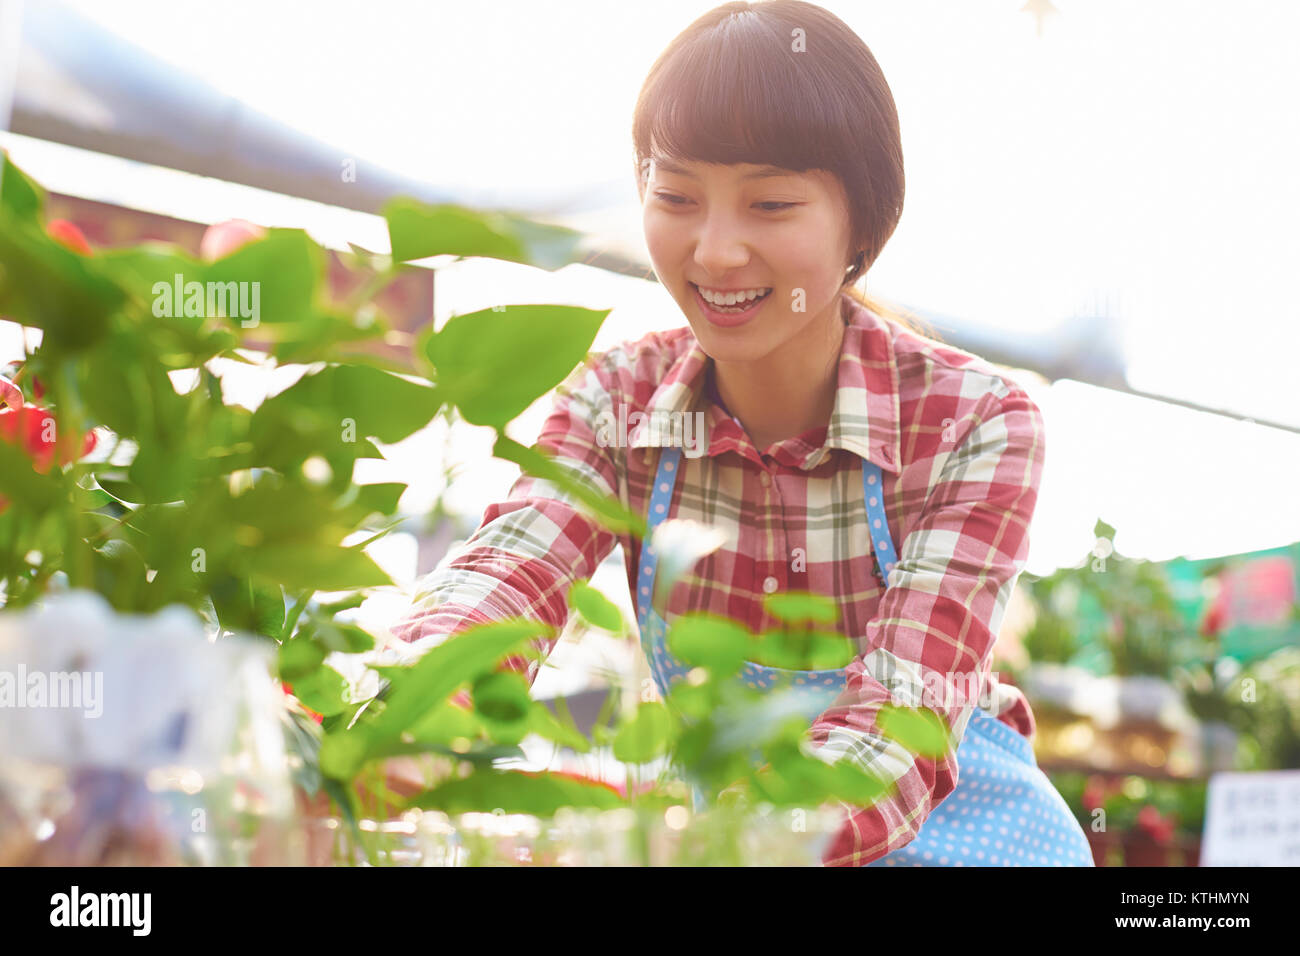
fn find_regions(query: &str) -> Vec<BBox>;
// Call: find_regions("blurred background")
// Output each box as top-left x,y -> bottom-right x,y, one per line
2,0 -> 1298,865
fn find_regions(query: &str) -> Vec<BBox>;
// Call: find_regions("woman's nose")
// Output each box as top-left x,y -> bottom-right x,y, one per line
692,213 -> 752,276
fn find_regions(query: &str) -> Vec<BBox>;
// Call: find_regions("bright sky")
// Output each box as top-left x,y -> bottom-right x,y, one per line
4,0 -> 1299,581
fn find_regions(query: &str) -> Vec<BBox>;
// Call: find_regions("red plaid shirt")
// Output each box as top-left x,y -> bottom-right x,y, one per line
392,294 -> 1047,866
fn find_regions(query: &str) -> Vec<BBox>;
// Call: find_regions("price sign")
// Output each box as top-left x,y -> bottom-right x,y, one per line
1201,771 -> 1300,866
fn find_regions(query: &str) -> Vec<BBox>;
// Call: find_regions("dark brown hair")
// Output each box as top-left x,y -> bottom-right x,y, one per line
631,0 -> 940,341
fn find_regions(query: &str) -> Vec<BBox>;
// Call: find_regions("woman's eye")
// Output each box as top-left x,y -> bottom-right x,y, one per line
654,194 -> 794,212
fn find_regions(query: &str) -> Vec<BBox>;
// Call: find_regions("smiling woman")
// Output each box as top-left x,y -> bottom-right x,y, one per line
631,0 -> 935,455
392,0 -> 1091,868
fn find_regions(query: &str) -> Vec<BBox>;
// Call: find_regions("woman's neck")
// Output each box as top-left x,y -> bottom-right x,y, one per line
710,300 -> 847,453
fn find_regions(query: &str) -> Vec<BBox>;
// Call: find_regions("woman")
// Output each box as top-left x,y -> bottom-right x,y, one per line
394,0 -> 1092,867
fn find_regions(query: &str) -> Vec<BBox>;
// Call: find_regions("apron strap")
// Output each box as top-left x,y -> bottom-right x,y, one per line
861,458 -> 898,586
634,445 -> 683,636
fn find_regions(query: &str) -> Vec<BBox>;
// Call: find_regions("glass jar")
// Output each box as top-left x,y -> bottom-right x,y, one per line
0,590 -> 304,865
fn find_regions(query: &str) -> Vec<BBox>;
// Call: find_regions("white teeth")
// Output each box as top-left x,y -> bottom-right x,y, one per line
697,286 -> 771,306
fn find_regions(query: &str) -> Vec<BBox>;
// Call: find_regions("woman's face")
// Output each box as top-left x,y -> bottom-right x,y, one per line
640,155 -> 854,365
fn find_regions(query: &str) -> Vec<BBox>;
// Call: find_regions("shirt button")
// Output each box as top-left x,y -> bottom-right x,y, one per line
759,472 -> 772,487
762,576 -> 779,594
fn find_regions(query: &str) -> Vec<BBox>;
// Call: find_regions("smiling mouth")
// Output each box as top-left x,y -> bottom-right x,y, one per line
689,282 -> 773,328
688,283 -> 773,312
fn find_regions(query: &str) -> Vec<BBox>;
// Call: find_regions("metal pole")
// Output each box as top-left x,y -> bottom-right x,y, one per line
0,0 -> 22,134
0,0 -> 25,219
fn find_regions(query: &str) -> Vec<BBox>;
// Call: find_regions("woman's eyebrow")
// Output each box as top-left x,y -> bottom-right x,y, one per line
653,158 -> 799,181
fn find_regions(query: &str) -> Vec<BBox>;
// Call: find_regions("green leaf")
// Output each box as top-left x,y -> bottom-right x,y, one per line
612,701 -> 674,764
203,228 -> 324,326
314,592 -> 368,616
568,581 -> 624,633
471,671 -> 531,722
79,334 -> 146,437
427,304 -> 608,429
335,481 -> 406,525
876,704 -> 952,759
0,440 -> 62,512
90,538 -> 151,611
289,665 -> 349,717
763,591 -> 839,625
306,619 -> 376,654
384,199 -> 583,269
759,740 -> 891,808
1,153 -> 45,222
270,308 -> 389,364
209,576 -> 287,639
279,636 -> 327,680
750,628 -> 856,670
664,678 -> 721,720
405,699 -> 485,745
249,364 -> 440,472
404,770 -> 623,816
527,700 -> 592,753
246,542 -> 391,592
318,619 -> 549,780
665,613 -> 752,678
493,435 -> 644,536
0,214 -> 122,354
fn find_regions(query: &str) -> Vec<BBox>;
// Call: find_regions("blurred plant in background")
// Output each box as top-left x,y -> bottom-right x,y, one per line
1018,520 -> 1210,678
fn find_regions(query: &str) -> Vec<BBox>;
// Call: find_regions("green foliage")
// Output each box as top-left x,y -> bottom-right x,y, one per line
568,580 -> 624,633
1020,519 -> 1209,677
612,701 -> 675,764
422,304 -> 608,430
666,614 -> 752,678
0,156 -> 962,846
1049,770 -> 1209,839
385,198 -> 583,269
406,770 -> 624,816
1232,647 -> 1300,771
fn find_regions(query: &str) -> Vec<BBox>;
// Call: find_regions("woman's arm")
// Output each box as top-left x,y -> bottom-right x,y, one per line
389,358 -> 626,688
808,382 -> 1048,866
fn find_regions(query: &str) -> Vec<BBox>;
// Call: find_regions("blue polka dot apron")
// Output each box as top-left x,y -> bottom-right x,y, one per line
633,446 -> 1093,866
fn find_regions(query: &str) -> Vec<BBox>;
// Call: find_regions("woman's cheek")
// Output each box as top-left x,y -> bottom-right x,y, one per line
641,221 -> 682,289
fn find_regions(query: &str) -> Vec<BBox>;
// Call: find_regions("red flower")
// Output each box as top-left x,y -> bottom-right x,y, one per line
1136,804 -> 1175,844
1201,599 -> 1227,637
200,219 -> 266,262
0,405 -> 97,473
0,406 -> 98,515
1082,776 -> 1108,812
46,218 -> 93,255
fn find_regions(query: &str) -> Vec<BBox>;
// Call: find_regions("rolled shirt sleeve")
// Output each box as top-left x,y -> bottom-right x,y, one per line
807,382 -> 1048,867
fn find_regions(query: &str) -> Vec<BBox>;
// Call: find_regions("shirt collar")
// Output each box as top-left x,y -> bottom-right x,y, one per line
629,295 -> 902,475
